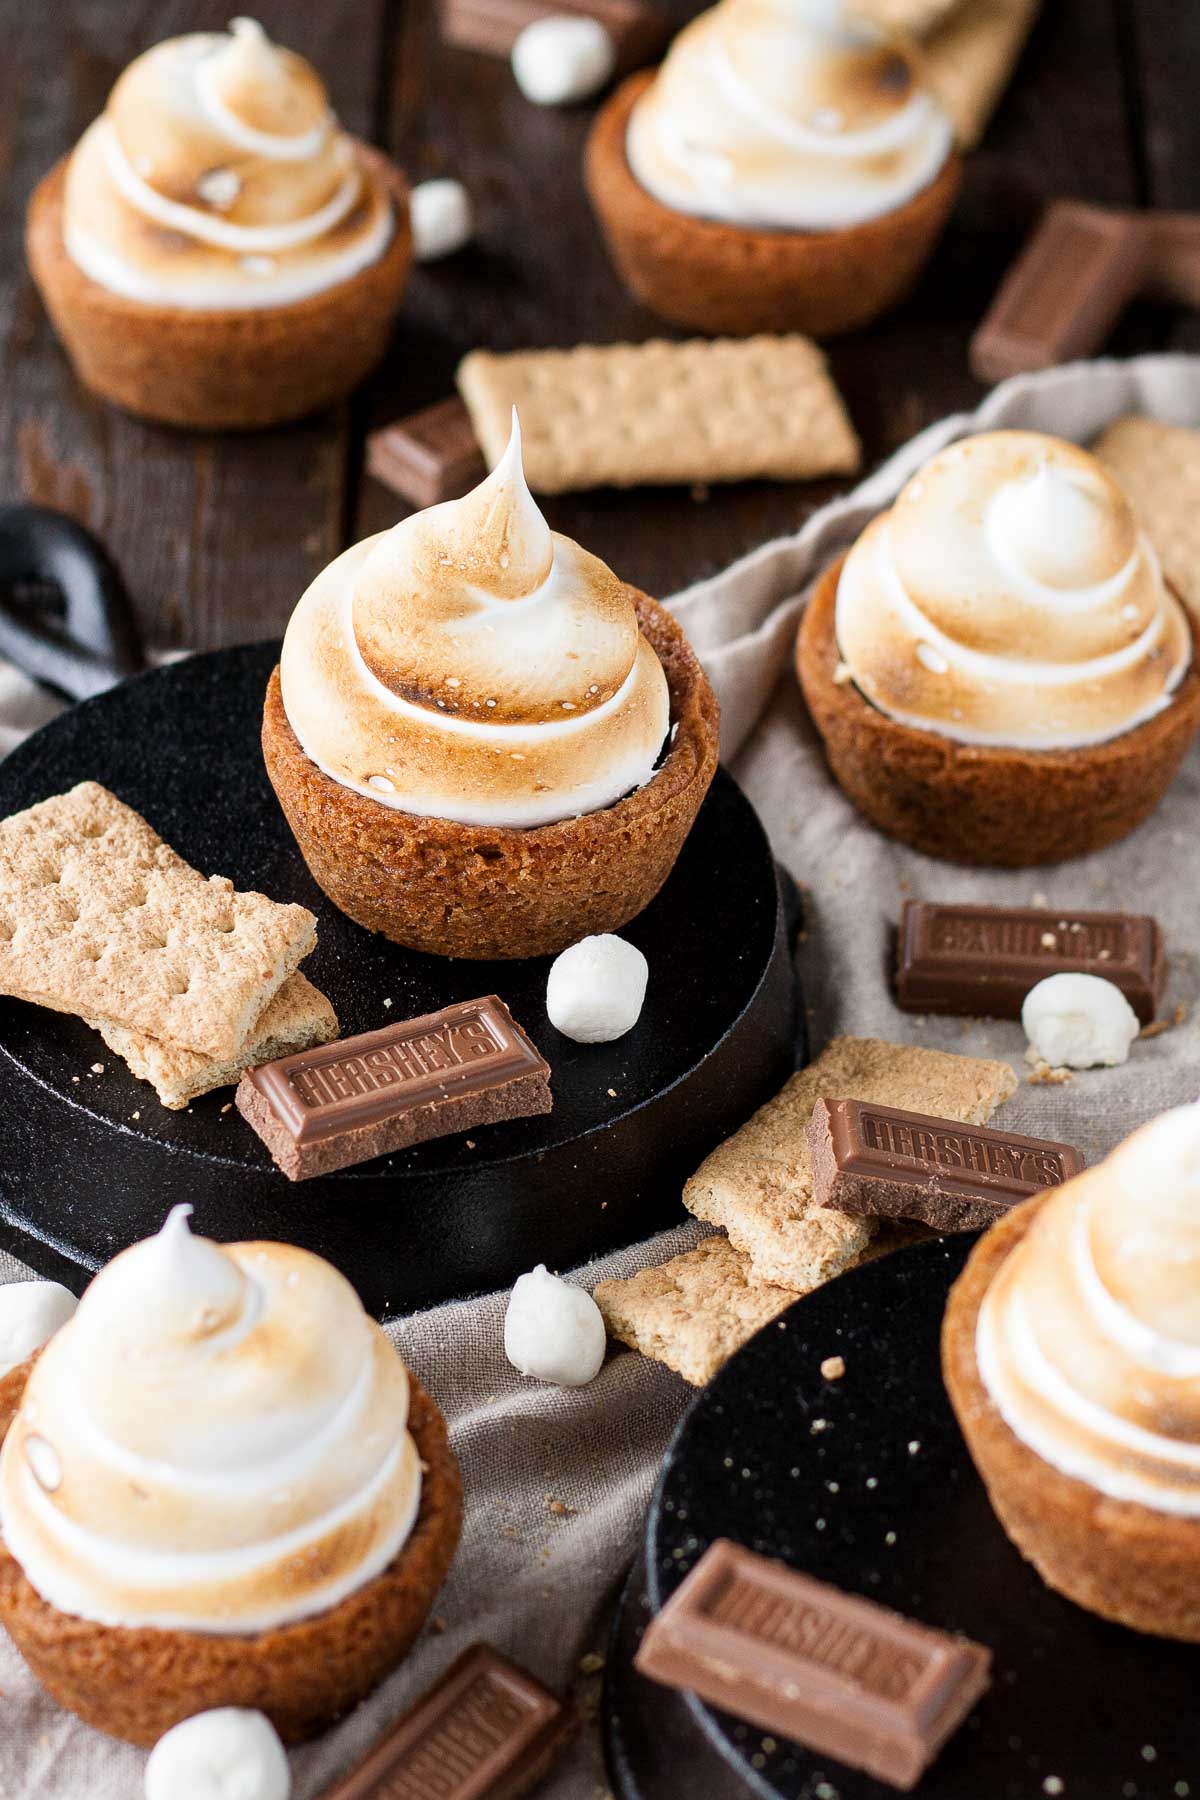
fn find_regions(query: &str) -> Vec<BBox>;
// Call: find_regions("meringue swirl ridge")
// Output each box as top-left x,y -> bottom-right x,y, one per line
977,1106 -> 1200,1517
835,430 -> 1192,750
62,18 -> 394,309
625,0 -> 954,231
0,1207 -> 422,1633
279,414 -> 671,829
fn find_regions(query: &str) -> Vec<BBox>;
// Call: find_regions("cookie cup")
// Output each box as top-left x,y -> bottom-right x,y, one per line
584,71 -> 962,339
797,555 -> 1200,866
0,1365 -> 462,1746
262,591 -> 720,960
26,145 -> 412,430
943,1196 -> 1200,1641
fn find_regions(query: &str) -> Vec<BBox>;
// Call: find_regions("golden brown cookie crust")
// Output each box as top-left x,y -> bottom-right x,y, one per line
797,556 -> 1200,866
584,71 -> 963,339
0,1366 -> 462,1745
262,591 -> 721,960
26,144 -> 412,431
943,1196 -> 1200,1641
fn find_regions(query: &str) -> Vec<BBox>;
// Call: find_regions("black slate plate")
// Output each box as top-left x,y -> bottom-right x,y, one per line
0,644 -> 797,1316
606,1235 -> 1200,1800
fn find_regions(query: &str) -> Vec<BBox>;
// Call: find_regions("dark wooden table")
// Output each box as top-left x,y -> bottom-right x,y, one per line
1,1 -> 1197,653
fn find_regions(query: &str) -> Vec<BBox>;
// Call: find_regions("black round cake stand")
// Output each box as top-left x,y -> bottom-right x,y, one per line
605,1235 -> 1200,1800
0,644 -> 798,1317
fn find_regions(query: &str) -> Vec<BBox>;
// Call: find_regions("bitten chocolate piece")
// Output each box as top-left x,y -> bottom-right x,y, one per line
897,899 -> 1164,1024
317,1642 -> 575,1799
809,1097 -> 1083,1233
236,995 -> 551,1181
970,200 -> 1149,383
439,0 -> 668,71
366,397 -> 486,508
635,1541 -> 991,1792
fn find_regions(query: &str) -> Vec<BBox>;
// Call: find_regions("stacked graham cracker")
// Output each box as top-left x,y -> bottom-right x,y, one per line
595,1037 -> 1018,1385
0,783 -> 336,1110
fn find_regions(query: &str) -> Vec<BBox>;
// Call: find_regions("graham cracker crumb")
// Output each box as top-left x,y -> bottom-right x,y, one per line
1026,1059 -> 1074,1086
820,1355 -> 846,1381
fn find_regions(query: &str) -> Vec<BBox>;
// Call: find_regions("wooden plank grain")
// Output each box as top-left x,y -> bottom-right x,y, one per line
0,0 -> 387,651
356,0 -> 1146,601
1119,0 -> 1200,351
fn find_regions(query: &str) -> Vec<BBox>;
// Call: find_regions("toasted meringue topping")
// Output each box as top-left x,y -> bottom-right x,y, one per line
977,1107 -> 1200,1516
0,1207 -> 421,1633
625,0 -> 954,231
280,414 -> 671,828
835,431 -> 1192,750
62,19 -> 394,309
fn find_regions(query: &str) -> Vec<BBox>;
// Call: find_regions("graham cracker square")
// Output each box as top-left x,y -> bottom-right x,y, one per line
1094,416 -> 1200,616
0,783 -> 316,1062
683,1036 -> 1017,1292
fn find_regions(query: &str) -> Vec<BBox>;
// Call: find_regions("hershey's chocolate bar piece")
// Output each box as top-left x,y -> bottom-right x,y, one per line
808,1097 -> 1083,1233
236,995 -> 551,1181
970,200 -> 1148,384
366,397 -> 486,509
897,899 -> 1164,1025
439,0 -> 668,70
636,1540 -> 991,1792
317,1643 -> 575,1799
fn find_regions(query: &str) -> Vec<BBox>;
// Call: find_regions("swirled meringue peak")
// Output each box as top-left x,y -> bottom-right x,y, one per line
835,431 -> 1192,750
62,18 -> 394,309
279,413 -> 671,828
625,0 -> 954,231
0,1206 -> 421,1633
977,1106 -> 1200,1516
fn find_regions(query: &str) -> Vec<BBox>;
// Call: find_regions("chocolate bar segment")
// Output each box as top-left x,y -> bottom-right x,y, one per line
897,900 -> 1164,1024
316,1642 -> 575,1799
970,200 -> 1148,384
810,1097 -> 1083,1232
366,398 -> 486,509
439,0 -> 668,70
237,995 -> 551,1181
636,1540 -> 991,1792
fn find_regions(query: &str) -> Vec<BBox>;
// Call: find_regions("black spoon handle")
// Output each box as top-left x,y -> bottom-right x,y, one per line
0,506 -> 146,703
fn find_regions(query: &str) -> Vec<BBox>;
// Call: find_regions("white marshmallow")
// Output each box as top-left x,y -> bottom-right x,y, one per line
504,1264 -> 606,1387
0,1282 -> 77,1381
409,178 -> 473,261
145,1709 -> 290,1800
546,934 -> 648,1043
1022,972 -> 1141,1070
511,16 -> 616,106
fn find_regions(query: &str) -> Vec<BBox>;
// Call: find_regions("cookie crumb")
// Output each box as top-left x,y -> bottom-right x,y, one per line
1026,1058 -> 1073,1086
820,1354 -> 846,1380
579,1652 -> 606,1676
430,1614 -> 447,1633
546,1496 -> 577,1517
90,1062 -> 105,1075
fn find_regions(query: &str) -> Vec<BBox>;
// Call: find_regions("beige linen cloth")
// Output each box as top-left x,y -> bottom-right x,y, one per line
1,354 -> 1199,1797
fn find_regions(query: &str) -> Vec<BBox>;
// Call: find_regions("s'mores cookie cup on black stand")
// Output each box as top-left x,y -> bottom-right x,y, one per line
944,1107 -> 1200,1641
585,0 -> 961,338
798,430 -> 1200,865
26,19 -> 411,429
263,416 -> 720,960
0,1208 -> 461,1745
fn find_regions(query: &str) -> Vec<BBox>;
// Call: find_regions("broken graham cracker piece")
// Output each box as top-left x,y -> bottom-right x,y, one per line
684,1037 -> 1017,1292
93,971 -> 338,1111
1094,417 -> 1200,615
594,1235 -> 795,1387
0,783 -> 316,1062
922,0 -> 1041,149
457,337 -> 861,495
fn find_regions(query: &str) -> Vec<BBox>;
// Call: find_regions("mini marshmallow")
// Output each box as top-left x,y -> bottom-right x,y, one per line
1022,972 -> 1140,1070
511,16 -> 616,106
0,1281 -> 77,1381
504,1264 -> 607,1386
546,933 -> 648,1043
145,1709 -> 290,1800
409,178 -> 474,262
